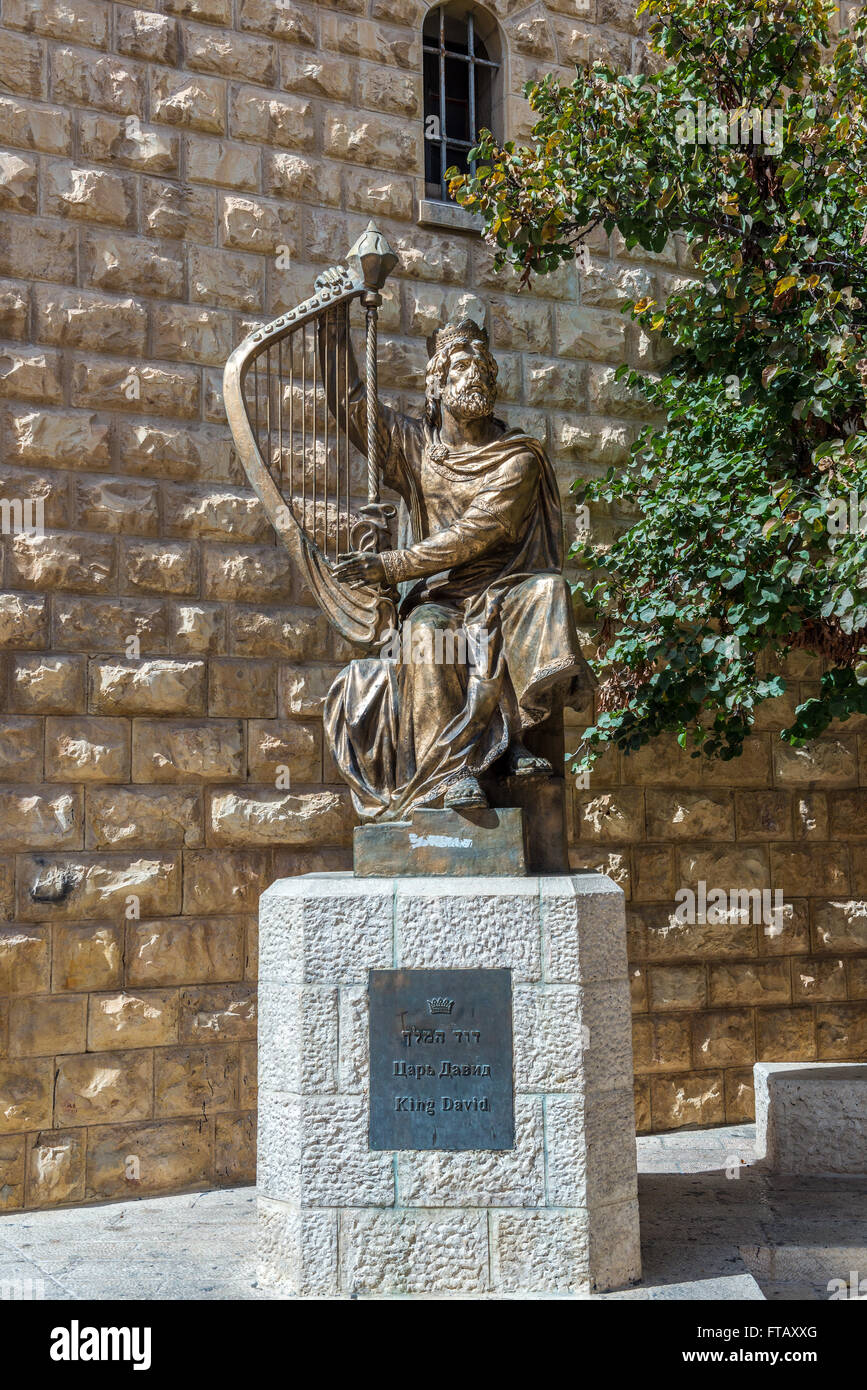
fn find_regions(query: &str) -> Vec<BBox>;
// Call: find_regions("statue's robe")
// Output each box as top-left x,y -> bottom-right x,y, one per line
324,399 -> 594,822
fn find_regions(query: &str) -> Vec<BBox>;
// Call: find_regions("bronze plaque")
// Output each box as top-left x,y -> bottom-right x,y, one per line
368,968 -> 514,1151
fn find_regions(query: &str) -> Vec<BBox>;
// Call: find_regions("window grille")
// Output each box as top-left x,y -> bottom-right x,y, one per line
423,5 -> 500,202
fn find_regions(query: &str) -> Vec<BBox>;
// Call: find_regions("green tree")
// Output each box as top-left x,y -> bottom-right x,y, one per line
450,0 -> 867,769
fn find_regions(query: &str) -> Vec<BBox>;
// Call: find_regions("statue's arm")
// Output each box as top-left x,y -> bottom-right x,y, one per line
379,451 -> 540,586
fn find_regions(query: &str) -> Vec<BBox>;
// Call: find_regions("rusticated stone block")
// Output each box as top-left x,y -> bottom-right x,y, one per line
122,540 -> 197,595
132,718 -> 243,783
126,915 -> 244,986
88,989 -> 180,1051
54,1049 -> 153,1127
0,592 -> 48,648
18,851 -> 180,923
756,1006 -> 815,1062
755,1061 -> 867,1173
90,658 -> 207,716
182,850 -> 267,916
773,737 -> 858,787
0,926 -> 49,995
86,785 -> 203,850
0,95 -> 72,153
85,1117 -> 212,1200
51,49 -> 144,115
208,658 -> 276,717
0,716 -> 42,782
215,1110 -> 256,1182
632,1014 -> 692,1073
0,786 -> 81,852
0,1135 -> 25,1209
151,69 -> 225,132
229,85 -> 314,149
208,788 -> 352,847
55,593 -> 166,654
9,993 -> 87,1056
0,30 -> 45,100
25,1127 -> 85,1207
179,981 -> 256,1042
154,1044 -> 238,1117
52,923 -> 123,993
116,9 -> 179,64
0,1058 -> 53,1132
650,1071 -> 725,1131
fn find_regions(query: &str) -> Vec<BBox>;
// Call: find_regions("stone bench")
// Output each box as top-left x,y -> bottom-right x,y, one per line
754,1062 -> 867,1175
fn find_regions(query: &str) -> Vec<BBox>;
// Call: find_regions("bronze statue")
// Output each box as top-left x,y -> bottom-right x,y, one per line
223,223 -> 593,866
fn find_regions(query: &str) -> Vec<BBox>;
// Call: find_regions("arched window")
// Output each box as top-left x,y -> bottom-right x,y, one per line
423,3 -> 502,203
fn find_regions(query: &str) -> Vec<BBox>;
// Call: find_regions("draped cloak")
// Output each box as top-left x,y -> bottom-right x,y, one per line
323,397 -> 595,823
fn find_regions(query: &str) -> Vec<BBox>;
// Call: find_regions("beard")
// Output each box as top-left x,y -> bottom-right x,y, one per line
442,381 -> 495,421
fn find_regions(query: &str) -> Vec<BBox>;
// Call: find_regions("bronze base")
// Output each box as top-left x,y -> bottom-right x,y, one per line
353,805 -> 527,877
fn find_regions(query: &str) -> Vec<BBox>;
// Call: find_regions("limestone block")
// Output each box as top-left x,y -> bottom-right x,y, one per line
0,1058 -> 53,1131
0,926 -> 50,994
817,1002 -> 867,1059
81,230 -> 184,298
90,659 -> 207,715
184,21 -> 276,85
258,1198 -> 338,1296
78,113 -> 178,174
54,1050 -> 153,1127
258,876 -> 393,986
151,69 -> 224,132
151,306 -> 234,367
203,542 -> 296,602
17,852 -> 180,923
282,50 -> 352,101
239,0 -> 315,43
691,1008 -> 755,1068
132,718 -> 243,783
189,244 -> 261,311
258,1094 -> 393,1206
754,1061 -> 867,1174
265,151 -> 341,206
0,151 -> 37,211
791,956 -> 847,1001
51,49 -> 144,116
215,1111 -> 256,1183
231,605 -> 328,660
588,1197 -> 642,1293
0,30 -> 44,100
229,85 -> 313,149
182,849 -> 267,915
116,9 -> 179,64
88,989 -> 179,1051
580,979 -> 639,1091
208,657 -> 276,717
396,1099 -> 545,1207
171,602 -> 226,655
85,1118 -> 211,1200
650,1071 -> 725,1131
338,983 -> 368,1093
0,1135 -> 25,1208
0,215 -> 76,283
52,923 -> 123,993
0,716 -> 42,782
208,788 -> 351,847
771,845 -> 849,897
56,596 -> 165,658
576,789 -> 645,844
257,983 -> 338,1094
0,95 -> 72,153
72,482 -> 159,539
277,663 -> 342,717
319,14 -> 417,68
0,592 -> 47,648
178,981 -> 256,1042
247,719 -> 321,784
632,1014 -> 692,1073
140,182 -> 215,245
164,0 -> 231,22
756,1006 -> 816,1061
71,357 -> 199,417
9,993 -> 87,1055
0,786 -> 81,851
126,915 -> 244,986
813,900 -> 867,953
186,134 -> 258,189
122,540 -> 197,595
774,737 -> 858,786
395,878 -> 542,980
339,1210 -> 487,1296
26,1127 -> 85,1207
647,964 -> 706,1012
492,1209 -> 589,1295
707,960 -> 791,1007
154,1044 -> 238,1117
0,345 -> 62,402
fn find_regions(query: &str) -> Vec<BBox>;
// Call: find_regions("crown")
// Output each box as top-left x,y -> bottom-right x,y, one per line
431,317 -> 489,357
426,997 -> 455,1015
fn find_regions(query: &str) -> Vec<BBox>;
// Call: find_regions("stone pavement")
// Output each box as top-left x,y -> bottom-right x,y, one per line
1,1124 -> 864,1301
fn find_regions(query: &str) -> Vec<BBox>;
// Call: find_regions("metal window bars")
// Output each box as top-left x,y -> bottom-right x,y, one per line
423,6 -> 499,202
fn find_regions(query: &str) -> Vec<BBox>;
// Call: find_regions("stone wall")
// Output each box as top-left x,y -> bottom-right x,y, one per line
0,0 -> 864,1211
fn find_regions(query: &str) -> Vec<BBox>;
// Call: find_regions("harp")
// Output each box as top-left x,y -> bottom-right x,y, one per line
223,221 -> 400,648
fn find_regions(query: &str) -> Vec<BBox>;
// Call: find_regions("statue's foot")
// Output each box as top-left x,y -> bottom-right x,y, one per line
507,741 -> 553,778
443,775 -> 489,810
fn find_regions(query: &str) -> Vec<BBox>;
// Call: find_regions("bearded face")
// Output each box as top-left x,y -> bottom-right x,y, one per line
441,345 -> 497,422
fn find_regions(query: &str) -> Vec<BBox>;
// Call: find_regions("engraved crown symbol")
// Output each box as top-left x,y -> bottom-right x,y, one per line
426,997 -> 455,1015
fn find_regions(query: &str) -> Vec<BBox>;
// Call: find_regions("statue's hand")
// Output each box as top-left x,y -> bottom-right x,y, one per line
333,551 -> 387,586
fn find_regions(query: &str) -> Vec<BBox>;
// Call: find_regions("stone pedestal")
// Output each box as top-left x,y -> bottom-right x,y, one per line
754,1062 -> 867,1175
257,873 -> 641,1298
